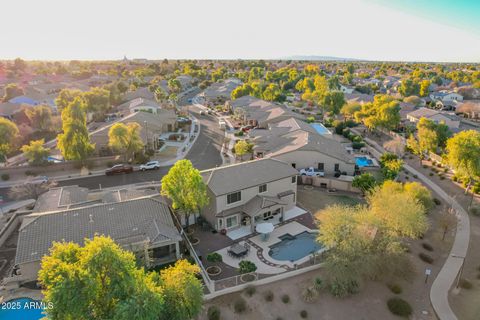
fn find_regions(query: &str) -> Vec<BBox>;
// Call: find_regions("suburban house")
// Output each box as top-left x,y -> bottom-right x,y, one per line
201,159 -> 299,234
12,187 -> 182,284
128,97 -> 163,114
249,117 -> 356,175
202,78 -> 242,104
456,101 -> 480,119
406,107 -> 461,130
89,109 -> 177,154
429,91 -> 463,103
344,93 -> 375,105
339,84 -> 355,94
227,95 -> 305,128
124,87 -> 155,102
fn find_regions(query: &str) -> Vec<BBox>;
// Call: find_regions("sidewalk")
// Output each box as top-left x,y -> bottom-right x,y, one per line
0,115 -> 201,188
357,128 -> 470,320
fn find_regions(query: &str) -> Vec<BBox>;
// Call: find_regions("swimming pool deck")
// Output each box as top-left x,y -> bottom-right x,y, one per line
217,221 -> 323,274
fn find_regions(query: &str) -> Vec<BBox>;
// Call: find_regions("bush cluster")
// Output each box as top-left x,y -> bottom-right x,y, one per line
387,298 -> 413,317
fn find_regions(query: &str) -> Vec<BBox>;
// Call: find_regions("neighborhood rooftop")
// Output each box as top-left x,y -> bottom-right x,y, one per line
16,197 -> 181,266
201,158 -> 298,196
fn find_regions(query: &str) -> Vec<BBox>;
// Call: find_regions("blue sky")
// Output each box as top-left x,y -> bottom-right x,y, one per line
0,0 -> 479,62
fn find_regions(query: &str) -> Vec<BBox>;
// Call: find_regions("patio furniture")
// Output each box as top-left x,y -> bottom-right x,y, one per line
228,243 -> 248,258
256,222 -> 274,241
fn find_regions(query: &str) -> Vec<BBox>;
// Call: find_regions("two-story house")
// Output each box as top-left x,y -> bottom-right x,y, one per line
201,159 -> 299,234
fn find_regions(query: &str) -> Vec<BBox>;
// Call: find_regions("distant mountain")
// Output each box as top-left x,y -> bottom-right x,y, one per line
281,55 -> 364,62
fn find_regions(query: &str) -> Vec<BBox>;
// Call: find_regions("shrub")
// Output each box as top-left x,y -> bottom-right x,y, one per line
470,206 -> 480,216
444,168 -> 448,173
233,297 -> 247,313
206,252 -> 223,263
301,286 -> 318,302
452,176 -> 458,182
459,278 -> 473,289
387,283 -> 402,294
419,252 -> 434,264
413,174 -> 418,179
1,173 -> 9,181
329,278 -> 360,298
244,285 -> 256,297
207,306 -> 220,320
306,116 -> 315,123
429,172 -> 434,176
387,298 -> 412,317
440,176 -> 445,180
238,260 -> 257,274
24,170 -> 37,176
300,310 -> 308,318
433,198 -> 441,205
264,290 -> 274,302
313,277 -> 323,292
422,243 -> 434,251
281,294 -> 290,304
422,165 -> 428,169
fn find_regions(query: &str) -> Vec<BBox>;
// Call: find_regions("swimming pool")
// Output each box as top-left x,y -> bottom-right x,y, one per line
310,123 -> 331,135
268,231 -> 323,261
355,156 -> 374,167
0,298 -> 46,320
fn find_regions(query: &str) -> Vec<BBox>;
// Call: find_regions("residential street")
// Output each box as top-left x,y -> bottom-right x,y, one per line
0,103 -> 224,199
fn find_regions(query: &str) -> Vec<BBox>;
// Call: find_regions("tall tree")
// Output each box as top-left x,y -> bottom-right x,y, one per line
21,139 -> 50,165
0,117 -> 19,160
160,260 -> 203,320
322,91 -> 345,115
83,87 -> 110,114
2,83 -> 24,101
55,88 -> 84,111
352,173 -> 377,195
399,79 -> 420,97
38,236 -> 165,320
161,160 -> 209,229
57,97 -> 94,162
445,130 -> 480,190
25,105 -> 54,132
419,79 -> 431,97
108,122 -> 144,161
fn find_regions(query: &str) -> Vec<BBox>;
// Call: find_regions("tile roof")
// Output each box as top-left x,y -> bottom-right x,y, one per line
202,158 -> 298,196
16,197 -> 181,265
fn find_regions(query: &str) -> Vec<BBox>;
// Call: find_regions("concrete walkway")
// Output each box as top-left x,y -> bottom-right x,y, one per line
358,130 -> 470,320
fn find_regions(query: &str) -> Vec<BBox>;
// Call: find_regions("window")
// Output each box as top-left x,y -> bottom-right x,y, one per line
263,211 -> 272,220
334,163 -> 340,172
291,163 -> 296,169
259,184 -> 267,193
226,216 -> 238,228
227,191 -> 241,205
318,163 -> 324,171
292,176 -> 297,184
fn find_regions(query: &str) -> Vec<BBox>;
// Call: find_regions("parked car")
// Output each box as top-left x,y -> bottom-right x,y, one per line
105,164 -> 134,176
139,161 -> 160,171
199,110 -> 206,115
25,176 -> 49,184
207,109 -> 213,115
299,167 -> 325,177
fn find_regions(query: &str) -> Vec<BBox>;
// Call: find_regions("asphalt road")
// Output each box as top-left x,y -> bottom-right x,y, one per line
0,91 -> 224,200
56,106 -> 223,190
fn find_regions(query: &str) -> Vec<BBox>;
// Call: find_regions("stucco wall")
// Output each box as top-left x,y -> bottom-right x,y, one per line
272,150 -> 355,175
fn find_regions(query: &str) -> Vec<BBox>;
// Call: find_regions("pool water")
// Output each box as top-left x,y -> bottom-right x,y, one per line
0,298 -> 46,320
310,123 -> 331,135
268,231 -> 323,261
355,156 -> 374,167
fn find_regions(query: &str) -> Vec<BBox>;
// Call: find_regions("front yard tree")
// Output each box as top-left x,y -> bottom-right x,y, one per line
57,97 -> 94,162
322,91 -> 345,115
160,260 -> 203,320
161,159 -> 209,229
54,88 -> 84,111
21,139 -> 50,165
445,130 -> 480,191
399,78 -> 419,97
419,79 -> 431,97
234,140 -> 253,161
25,104 -> 54,132
0,117 -> 19,160
379,152 -> 404,180
38,236 -> 165,320
352,173 -> 376,195
83,87 -> 110,116
108,122 -> 144,161
8,179 -> 58,200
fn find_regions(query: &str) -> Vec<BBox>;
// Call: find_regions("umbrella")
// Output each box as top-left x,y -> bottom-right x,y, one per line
256,222 -> 274,234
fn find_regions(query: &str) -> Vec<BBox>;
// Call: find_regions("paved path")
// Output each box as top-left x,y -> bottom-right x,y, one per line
358,131 -> 470,320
